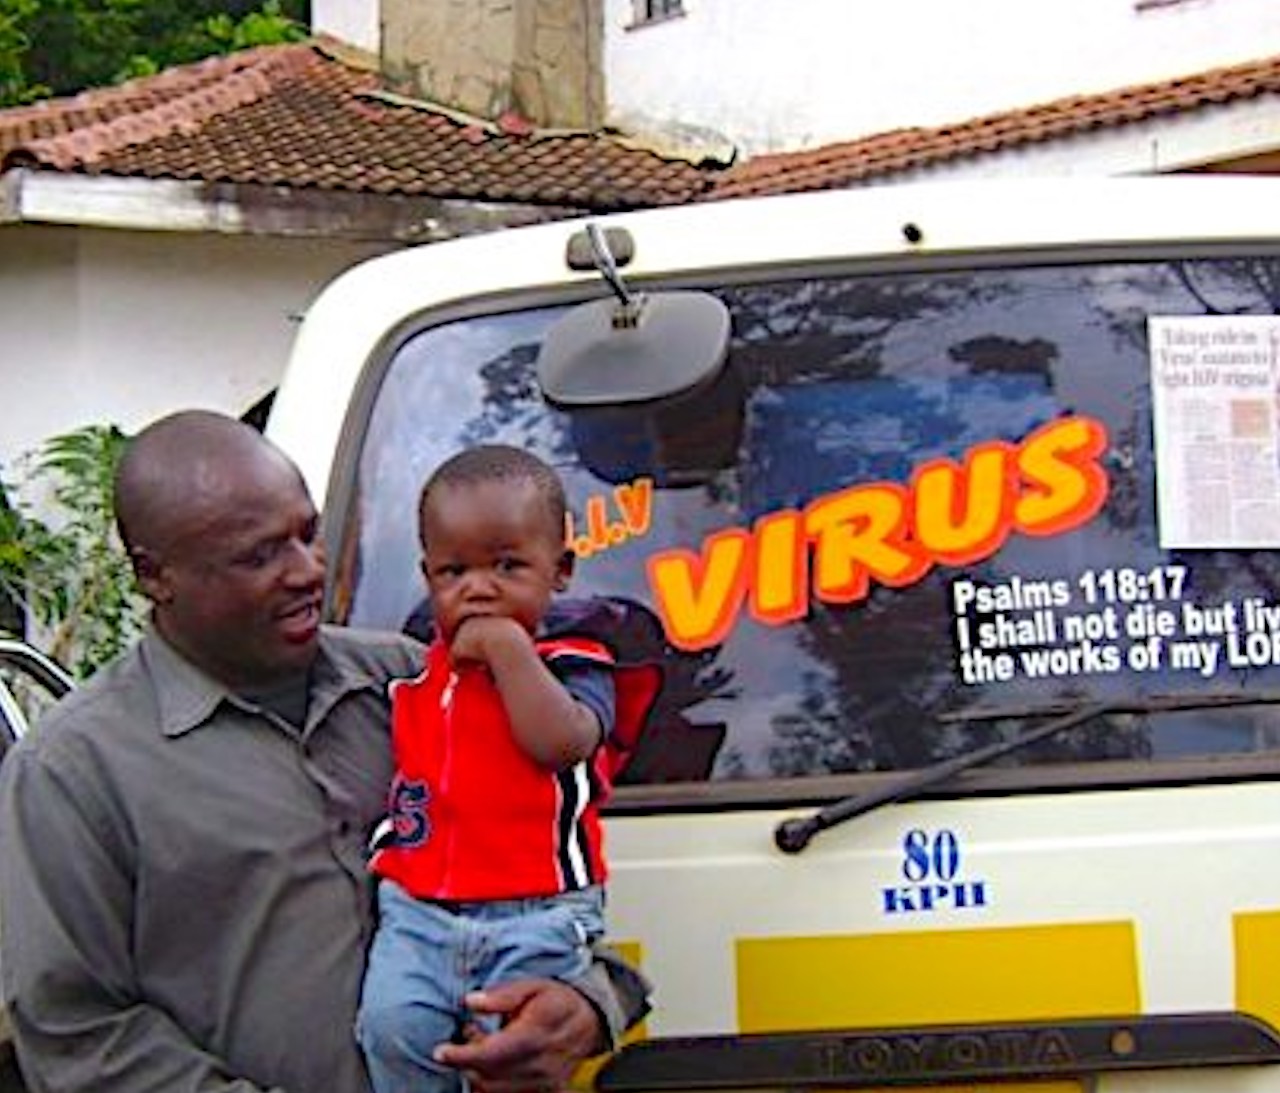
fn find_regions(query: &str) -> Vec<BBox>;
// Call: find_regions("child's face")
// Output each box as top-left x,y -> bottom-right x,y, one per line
420,477 -> 570,642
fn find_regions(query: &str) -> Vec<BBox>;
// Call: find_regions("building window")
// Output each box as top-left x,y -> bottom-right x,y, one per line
631,0 -> 685,27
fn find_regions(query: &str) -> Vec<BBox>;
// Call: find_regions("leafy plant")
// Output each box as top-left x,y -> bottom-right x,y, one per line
0,424 -> 145,677
0,0 -> 309,107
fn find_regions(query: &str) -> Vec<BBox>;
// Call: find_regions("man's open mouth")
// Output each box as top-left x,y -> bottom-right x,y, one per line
277,599 -> 322,643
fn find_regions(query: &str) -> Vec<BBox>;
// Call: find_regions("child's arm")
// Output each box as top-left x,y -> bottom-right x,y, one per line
451,616 -> 602,769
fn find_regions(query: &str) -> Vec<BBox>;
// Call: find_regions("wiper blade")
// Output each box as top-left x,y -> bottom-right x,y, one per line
939,689 -> 1280,723
773,690 -> 1280,855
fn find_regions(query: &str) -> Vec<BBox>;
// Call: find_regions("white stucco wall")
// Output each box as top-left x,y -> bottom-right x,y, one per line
0,225 -> 388,477
604,0 -> 1280,154
313,0 -> 381,52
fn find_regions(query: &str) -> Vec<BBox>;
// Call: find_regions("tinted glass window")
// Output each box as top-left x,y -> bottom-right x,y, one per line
339,257 -> 1280,789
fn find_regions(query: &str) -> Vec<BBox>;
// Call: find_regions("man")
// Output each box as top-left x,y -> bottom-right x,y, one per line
0,410 -> 648,1093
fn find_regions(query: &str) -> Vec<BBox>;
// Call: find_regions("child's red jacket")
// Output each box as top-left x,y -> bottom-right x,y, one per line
371,635 -> 661,901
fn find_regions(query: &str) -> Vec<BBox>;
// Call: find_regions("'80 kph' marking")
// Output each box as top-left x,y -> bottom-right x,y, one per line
883,829 -> 988,914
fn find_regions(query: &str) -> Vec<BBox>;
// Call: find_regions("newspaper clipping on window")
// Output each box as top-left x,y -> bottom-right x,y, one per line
1149,315 -> 1280,549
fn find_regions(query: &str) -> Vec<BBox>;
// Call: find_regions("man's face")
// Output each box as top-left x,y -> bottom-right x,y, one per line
146,449 -> 326,691
420,478 -> 570,643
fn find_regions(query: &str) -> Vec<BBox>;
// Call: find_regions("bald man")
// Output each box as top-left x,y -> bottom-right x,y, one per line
0,411 -> 647,1093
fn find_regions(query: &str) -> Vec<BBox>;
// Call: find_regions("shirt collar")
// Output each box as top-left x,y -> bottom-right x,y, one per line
139,629 -> 234,738
306,629 -> 403,730
140,625 -> 392,738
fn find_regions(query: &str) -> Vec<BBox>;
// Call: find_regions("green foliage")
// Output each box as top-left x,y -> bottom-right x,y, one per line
0,0 -> 309,107
0,425 -> 145,678
0,0 -> 44,103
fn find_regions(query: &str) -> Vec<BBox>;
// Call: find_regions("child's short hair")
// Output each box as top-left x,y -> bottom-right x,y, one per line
419,444 -> 567,542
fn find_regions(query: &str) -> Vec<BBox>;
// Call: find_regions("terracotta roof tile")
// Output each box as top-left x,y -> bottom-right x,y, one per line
0,38 -> 720,210
709,51 -> 1280,200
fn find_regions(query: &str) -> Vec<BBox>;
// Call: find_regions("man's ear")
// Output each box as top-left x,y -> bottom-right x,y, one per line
555,548 -> 575,591
130,547 -> 172,605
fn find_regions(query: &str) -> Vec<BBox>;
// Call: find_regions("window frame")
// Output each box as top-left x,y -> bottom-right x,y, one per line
628,0 -> 686,29
323,239 -> 1280,816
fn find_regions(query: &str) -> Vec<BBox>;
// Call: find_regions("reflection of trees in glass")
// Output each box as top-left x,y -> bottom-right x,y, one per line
457,342 -> 575,461
1167,265 -> 1280,610
1030,258 -> 1280,568
1029,714 -> 1153,764
724,273 -> 1066,773
949,335 -> 1056,376
1099,414 -> 1145,535
985,683 -> 1154,767
380,257 -> 1280,783
1173,258 -> 1280,317
1170,259 -> 1280,608
715,746 -> 750,781
767,678 -> 867,777
723,262 -> 1261,774
1171,544 -> 1280,617
1101,259 -> 1280,609
770,584 -> 964,774
725,273 -> 1014,388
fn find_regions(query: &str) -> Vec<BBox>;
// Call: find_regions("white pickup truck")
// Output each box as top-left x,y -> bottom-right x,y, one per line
272,174 -> 1280,1091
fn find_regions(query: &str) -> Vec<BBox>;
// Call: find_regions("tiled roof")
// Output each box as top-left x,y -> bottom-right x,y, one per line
0,38 -> 720,210
5,41 -> 1280,212
708,52 -> 1280,200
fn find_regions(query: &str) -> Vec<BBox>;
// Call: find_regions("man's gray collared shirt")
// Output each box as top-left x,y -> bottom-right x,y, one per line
0,626 -> 420,1092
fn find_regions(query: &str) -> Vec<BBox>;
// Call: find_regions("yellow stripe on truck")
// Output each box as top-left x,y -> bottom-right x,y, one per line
737,922 -> 1140,1031
1234,910 -> 1280,1033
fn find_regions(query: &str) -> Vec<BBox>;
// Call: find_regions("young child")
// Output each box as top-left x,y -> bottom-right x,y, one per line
357,444 -> 659,1093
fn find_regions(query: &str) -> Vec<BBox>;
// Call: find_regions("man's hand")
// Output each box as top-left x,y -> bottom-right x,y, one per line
434,979 -> 604,1093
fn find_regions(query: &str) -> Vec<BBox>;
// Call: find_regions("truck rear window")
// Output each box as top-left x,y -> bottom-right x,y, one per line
334,255 -> 1280,794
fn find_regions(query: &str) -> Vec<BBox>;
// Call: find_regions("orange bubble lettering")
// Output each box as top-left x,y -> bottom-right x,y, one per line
1015,416 -> 1109,535
912,441 -> 1014,566
645,415 -> 1110,651
647,529 -> 751,651
805,483 -> 928,603
750,510 -> 807,625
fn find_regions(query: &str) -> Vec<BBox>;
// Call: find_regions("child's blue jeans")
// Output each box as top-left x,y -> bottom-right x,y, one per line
357,879 -> 606,1093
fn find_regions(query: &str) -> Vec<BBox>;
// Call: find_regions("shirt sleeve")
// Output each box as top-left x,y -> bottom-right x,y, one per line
0,745 -> 277,1093
570,943 -> 654,1050
548,659 -> 617,746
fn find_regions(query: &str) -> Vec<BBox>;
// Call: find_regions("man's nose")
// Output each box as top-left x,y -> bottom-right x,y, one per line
283,538 -> 326,585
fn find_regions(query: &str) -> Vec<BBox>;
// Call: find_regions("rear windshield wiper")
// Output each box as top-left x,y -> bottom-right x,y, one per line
773,690 -> 1280,854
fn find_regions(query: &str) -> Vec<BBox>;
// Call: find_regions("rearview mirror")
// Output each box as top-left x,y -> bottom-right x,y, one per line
537,223 -> 731,407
